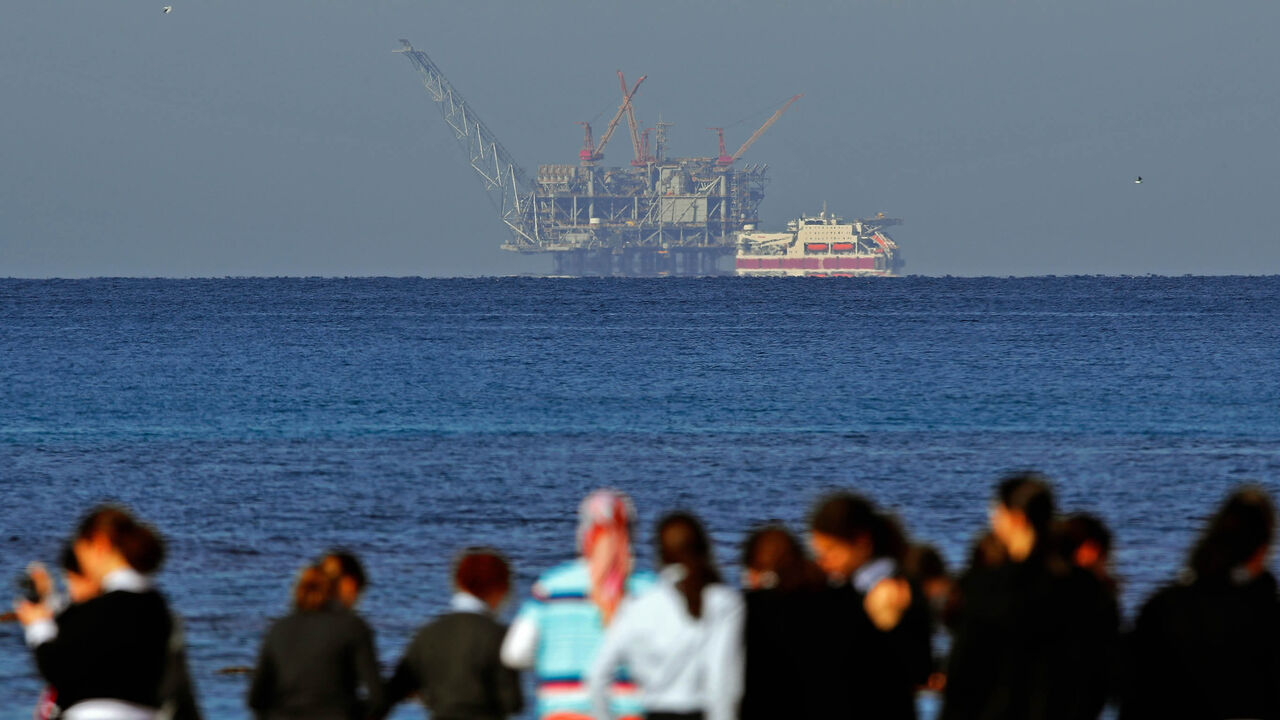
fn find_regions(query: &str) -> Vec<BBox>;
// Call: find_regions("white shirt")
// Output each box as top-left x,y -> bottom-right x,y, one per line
499,613 -> 537,669
585,566 -> 744,720
449,591 -> 491,615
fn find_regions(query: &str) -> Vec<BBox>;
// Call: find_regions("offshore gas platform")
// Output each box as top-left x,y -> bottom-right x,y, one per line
395,40 -> 802,276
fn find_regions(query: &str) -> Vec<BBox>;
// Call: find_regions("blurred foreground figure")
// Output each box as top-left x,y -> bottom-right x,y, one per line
500,489 -> 654,720
380,547 -> 522,719
320,549 -> 368,610
903,544 -> 953,615
942,474 -> 1117,720
1120,487 -> 1280,719
903,544 -> 954,695
737,525 -> 834,719
808,493 -> 933,719
14,505 -> 200,720
248,559 -> 383,719
25,543 -> 102,719
587,512 -> 743,720
1056,513 -> 1117,594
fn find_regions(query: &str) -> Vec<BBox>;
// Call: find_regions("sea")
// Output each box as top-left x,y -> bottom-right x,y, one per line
2,276 -> 1279,717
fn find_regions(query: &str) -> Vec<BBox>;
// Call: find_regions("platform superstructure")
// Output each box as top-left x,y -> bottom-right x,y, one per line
396,40 -> 800,276
736,211 -> 903,276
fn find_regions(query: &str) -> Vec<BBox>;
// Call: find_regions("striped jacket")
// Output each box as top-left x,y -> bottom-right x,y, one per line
504,560 -> 655,720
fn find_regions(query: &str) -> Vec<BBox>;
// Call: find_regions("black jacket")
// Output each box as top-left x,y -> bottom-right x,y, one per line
380,610 -> 522,720
32,589 -> 173,710
741,581 -> 932,720
1120,571 -> 1280,720
248,605 -> 384,720
942,558 -> 1118,720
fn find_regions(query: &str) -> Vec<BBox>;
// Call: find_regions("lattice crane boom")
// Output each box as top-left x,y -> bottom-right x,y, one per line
395,40 -> 537,247
620,71 -> 647,166
590,73 -> 644,163
729,94 -> 803,164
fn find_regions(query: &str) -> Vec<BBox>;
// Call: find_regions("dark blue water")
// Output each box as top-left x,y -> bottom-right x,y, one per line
3,277 -> 1279,717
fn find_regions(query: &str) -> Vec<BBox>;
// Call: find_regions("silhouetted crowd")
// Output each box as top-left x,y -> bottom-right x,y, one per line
12,475 -> 1280,719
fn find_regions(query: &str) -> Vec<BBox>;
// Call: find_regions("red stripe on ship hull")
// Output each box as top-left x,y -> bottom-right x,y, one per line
737,257 -> 876,270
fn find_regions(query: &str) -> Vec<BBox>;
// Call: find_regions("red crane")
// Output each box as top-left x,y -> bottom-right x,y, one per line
639,127 -> 653,165
577,121 -> 595,164
620,71 -> 647,166
707,127 -> 732,165
579,73 -> 646,165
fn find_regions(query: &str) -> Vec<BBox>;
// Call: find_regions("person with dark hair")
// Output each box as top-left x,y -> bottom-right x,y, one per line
248,560 -> 384,719
500,489 -> 655,720
806,492 -> 933,719
903,544 -> 953,615
737,525 -> 834,720
587,512 -> 743,720
740,525 -> 826,593
942,473 -> 1117,720
379,548 -> 522,720
320,549 -> 368,610
1055,513 -> 1116,593
1120,486 -> 1280,719
809,492 -> 911,600
13,505 -> 188,720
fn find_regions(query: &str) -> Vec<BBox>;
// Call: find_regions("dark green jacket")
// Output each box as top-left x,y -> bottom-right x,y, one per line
381,609 -> 522,720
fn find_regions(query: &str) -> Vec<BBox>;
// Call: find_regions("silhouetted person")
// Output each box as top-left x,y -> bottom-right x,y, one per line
904,544 -> 953,618
942,474 -> 1117,720
1055,513 -> 1116,594
1120,486 -> 1280,719
248,561 -> 383,720
808,492 -> 933,719
587,512 -> 743,720
903,544 -> 953,695
741,524 -> 826,593
380,548 -> 522,720
738,525 -> 832,720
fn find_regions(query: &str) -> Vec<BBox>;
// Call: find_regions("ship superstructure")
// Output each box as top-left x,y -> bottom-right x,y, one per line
396,40 -> 800,276
736,211 -> 903,276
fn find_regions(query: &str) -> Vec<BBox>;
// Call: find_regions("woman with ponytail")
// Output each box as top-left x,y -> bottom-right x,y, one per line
586,512 -> 744,720
500,489 -> 655,720
248,560 -> 383,719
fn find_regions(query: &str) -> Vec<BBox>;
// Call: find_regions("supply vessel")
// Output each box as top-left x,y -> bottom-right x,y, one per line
736,211 -> 903,276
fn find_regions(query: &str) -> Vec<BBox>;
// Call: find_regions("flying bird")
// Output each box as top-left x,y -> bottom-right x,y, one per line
163,6 -> 172,13
1134,176 -> 1142,184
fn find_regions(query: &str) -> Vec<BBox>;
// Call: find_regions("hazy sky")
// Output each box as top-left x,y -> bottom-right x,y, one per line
3,1 -> 1277,277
